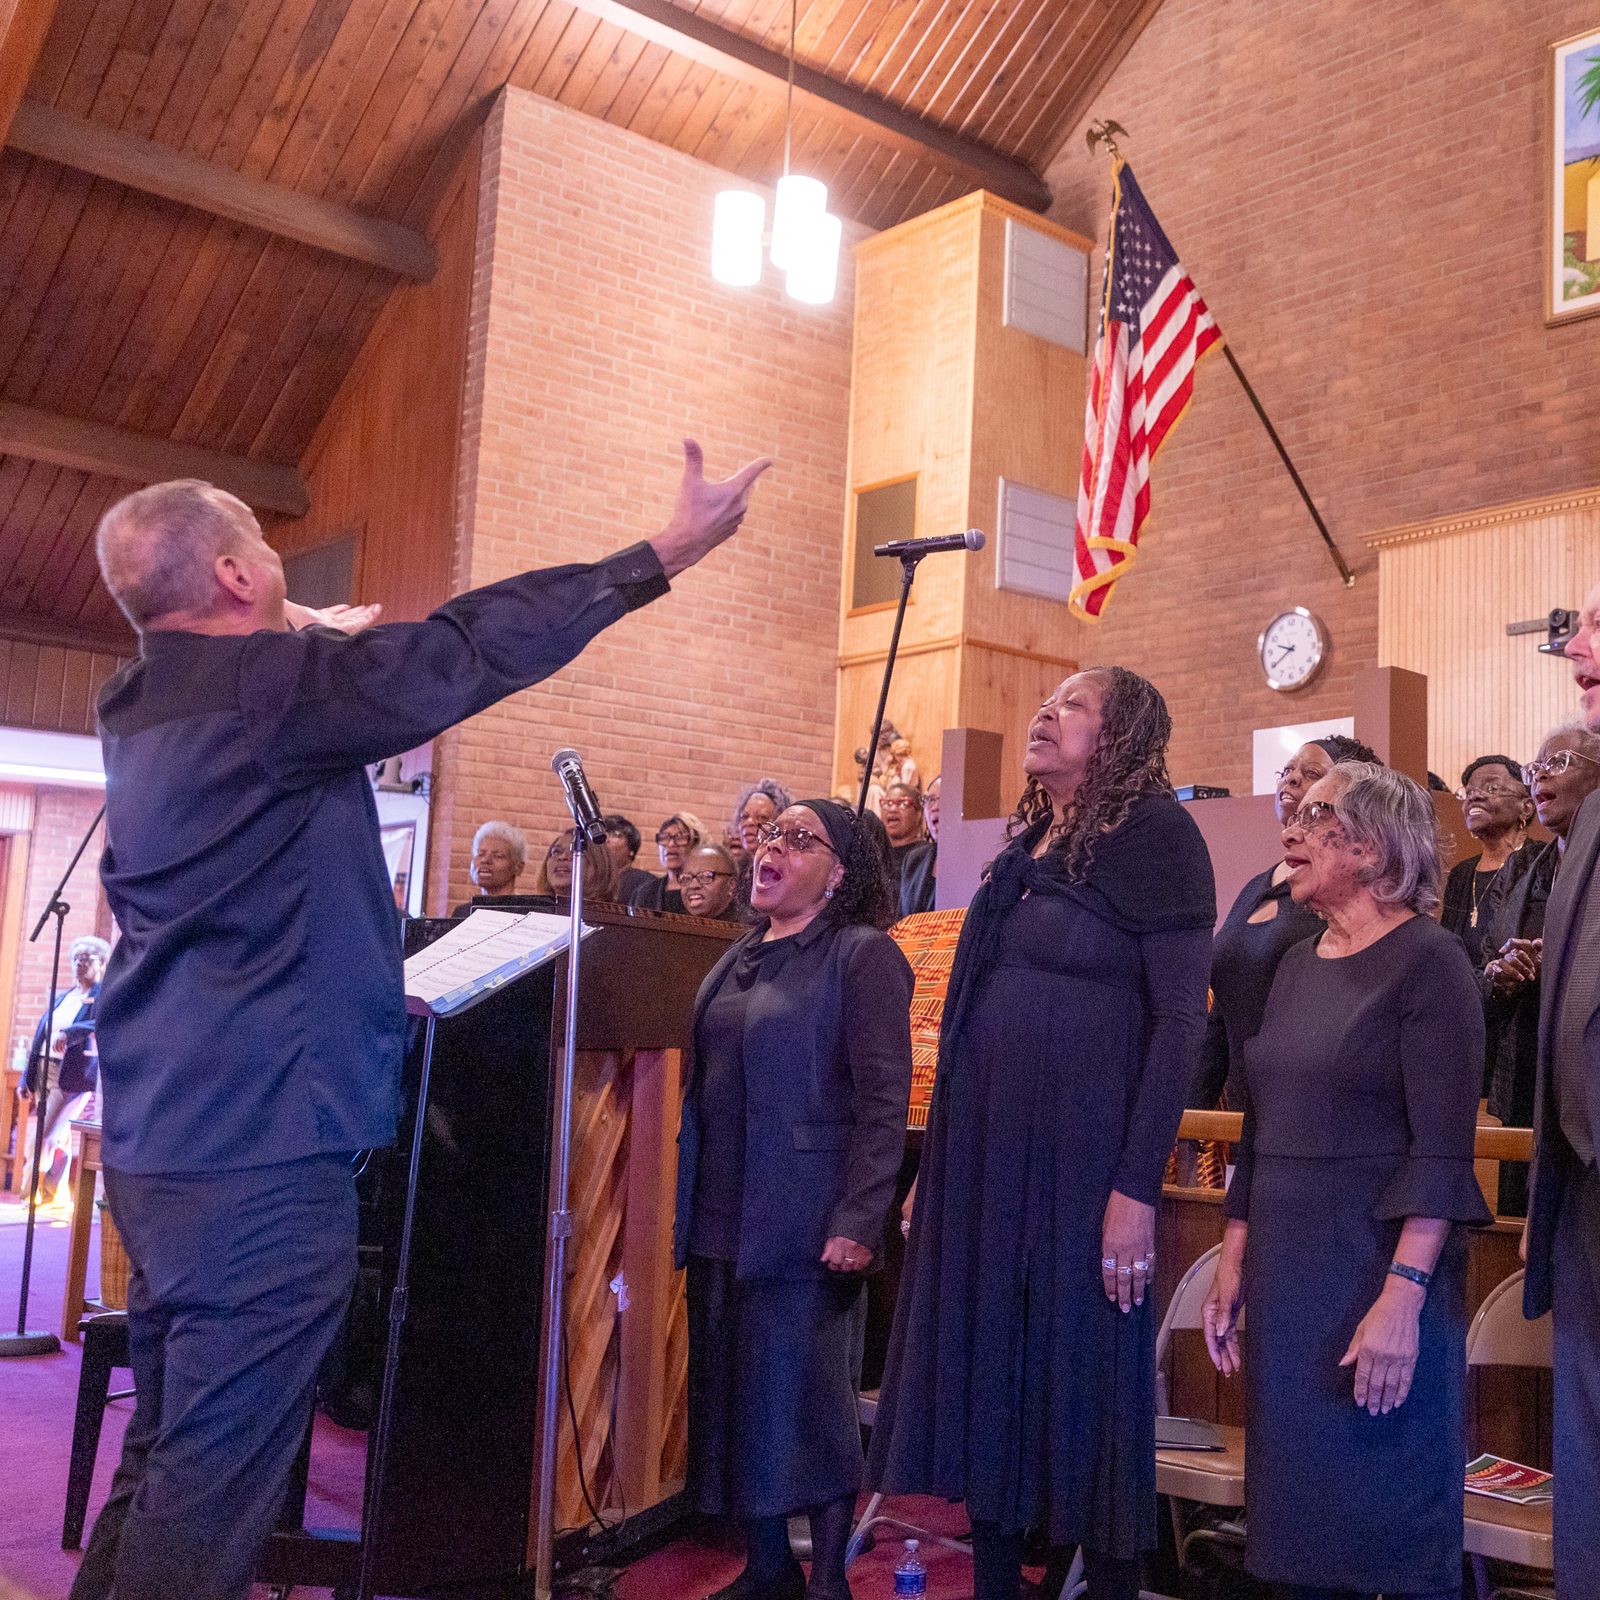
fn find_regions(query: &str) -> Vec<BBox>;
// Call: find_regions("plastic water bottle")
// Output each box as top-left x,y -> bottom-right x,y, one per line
893,1537 -> 927,1596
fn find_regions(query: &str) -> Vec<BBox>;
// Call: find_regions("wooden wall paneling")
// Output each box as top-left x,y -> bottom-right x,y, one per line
957,642 -> 1077,799
1369,487 -> 1600,783
963,196 -> 1089,653
834,645 -> 960,799
0,636 -> 124,734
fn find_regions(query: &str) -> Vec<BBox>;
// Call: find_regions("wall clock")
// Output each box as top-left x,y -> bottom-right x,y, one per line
1258,607 -> 1328,692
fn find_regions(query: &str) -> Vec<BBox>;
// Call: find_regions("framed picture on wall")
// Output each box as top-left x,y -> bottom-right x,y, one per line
1550,26 -> 1600,324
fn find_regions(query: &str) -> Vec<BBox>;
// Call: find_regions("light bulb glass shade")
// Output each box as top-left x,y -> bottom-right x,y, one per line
711,190 -> 765,287
784,211 -> 842,306
769,174 -> 828,271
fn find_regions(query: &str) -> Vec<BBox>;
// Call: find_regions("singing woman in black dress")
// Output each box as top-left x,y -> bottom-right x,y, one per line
676,799 -> 913,1600
1203,763 -> 1489,1598
869,668 -> 1215,1600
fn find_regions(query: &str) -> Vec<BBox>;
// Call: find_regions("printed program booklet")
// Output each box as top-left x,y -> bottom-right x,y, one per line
1464,1454 -> 1553,1504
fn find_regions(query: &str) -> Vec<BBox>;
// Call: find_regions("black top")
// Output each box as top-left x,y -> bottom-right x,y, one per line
94,543 -> 669,1174
887,839 -> 919,890
674,915 -> 914,1279
688,938 -> 791,1258
448,892 -> 561,918
629,875 -> 685,915
1442,845 -> 1534,969
616,866 -> 658,903
1193,864 -> 1323,1107
898,841 -> 936,918
1480,838 -> 1560,1125
1227,914 -> 1490,1225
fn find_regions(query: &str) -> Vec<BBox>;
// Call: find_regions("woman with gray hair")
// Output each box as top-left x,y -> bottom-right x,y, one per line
1201,763 -> 1490,1599
450,820 -> 528,915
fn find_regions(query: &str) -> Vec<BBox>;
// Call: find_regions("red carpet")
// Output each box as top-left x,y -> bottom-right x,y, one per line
0,1192 -> 988,1599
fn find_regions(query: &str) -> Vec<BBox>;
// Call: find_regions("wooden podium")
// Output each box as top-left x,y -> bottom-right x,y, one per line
260,903 -> 739,1598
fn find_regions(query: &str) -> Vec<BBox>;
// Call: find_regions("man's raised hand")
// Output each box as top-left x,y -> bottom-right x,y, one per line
650,438 -> 774,579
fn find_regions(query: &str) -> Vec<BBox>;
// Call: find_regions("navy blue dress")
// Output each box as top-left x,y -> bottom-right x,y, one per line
1227,914 -> 1491,1592
868,794 -> 1215,1557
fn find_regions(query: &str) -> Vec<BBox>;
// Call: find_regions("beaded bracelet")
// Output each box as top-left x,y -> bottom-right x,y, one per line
1387,1262 -> 1432,1291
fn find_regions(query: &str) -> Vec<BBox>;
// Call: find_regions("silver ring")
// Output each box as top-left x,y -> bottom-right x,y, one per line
1133,1259 -> 1150,1271
1117,1266 -> 1133,1277
1101,1256 -> 1118,1269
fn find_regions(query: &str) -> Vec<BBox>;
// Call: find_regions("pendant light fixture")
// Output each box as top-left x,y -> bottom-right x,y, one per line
710,0 -> 842,304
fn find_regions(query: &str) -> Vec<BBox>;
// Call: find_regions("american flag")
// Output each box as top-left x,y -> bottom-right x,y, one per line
1070,161 -> 1220,621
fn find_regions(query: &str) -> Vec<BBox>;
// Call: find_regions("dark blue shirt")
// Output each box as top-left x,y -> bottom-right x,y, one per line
94,544 -> 668,1174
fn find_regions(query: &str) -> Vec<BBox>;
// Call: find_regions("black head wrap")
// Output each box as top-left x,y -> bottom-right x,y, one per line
793,797 -> 856,859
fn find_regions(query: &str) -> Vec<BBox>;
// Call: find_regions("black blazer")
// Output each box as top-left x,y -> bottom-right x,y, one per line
27,983 -> 100,1096
1526,793 -> 1600,1316
673,915 -> 914,1281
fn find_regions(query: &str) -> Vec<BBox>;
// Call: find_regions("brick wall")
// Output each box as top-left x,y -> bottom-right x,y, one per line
6,787 -> 108,1069
431,89 -> 859,910
1047,0 -> 1600,792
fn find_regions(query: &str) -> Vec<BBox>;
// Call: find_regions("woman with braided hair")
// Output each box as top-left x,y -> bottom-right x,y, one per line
868,669 -> 1216,1600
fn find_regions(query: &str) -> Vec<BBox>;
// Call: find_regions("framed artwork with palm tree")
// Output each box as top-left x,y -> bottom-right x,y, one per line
1551,27 -> 1600,323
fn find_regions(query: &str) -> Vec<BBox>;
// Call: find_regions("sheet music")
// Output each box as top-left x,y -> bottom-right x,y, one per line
404,908 -> 582,1015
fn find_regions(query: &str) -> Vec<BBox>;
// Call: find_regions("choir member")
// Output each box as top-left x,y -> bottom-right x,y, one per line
23,935 -> 110,1203
898,774 -> 940,918
451,820 -> 529,915
1525,582 -> 1600,1592
1194,734 -> 1377,1108
1203,763 -> 1489,1600
676,800 -> 912,1600
602,813 -> 658,903
537,830 -> 620,902
630,812 -> 704,913
1478,725 -> 1600,1214
1441,754 -> 1534,967
869,669 -> 1215,1600
679,842 -> 744,921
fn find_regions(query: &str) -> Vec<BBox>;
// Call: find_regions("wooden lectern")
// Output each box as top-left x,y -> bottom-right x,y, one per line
259,904 -> 739,1599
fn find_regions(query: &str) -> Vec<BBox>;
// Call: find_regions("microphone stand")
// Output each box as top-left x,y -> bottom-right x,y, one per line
857,553 -> 928,816
1,800 -> 105,1359
534,821 -> 590,1599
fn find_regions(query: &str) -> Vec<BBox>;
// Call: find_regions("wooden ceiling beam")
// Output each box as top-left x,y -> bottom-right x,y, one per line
0,0 -> 59,147
561,0 -> 1051,212
7,100 -> 437,281
0,607 -> 133,658
0,401 -> 310,518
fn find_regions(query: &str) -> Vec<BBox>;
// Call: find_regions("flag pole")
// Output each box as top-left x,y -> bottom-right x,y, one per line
1217,341 -> 1356,588
1083,120 -> 1356,591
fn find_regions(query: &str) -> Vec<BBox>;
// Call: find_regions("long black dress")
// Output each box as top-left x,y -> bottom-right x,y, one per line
1193,863 -> 1323,1108
1227,914 -> 1491,1592
868,793 -> 1215,1558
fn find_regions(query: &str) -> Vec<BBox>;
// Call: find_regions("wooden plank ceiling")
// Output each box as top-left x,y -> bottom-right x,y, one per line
0,0 -> 1161,654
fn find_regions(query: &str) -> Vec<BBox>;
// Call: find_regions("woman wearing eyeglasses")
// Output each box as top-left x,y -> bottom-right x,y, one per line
1193,734 -> 1379,1109
870,669 -> 1215,1600
679,842 -> 744,922
877,781 -> 925,895
629,811 -> 705,913
675,800 -> 913,1600
1440,754 -> 1534,968
1202,763 -> 1489,1600
1477,726 -> 1600,1214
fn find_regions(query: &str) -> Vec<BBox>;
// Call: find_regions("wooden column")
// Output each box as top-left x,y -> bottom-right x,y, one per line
1352,664 -> 1430,784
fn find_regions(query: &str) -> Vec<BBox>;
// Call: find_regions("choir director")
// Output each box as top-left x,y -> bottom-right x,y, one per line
71,439 -> 770,1600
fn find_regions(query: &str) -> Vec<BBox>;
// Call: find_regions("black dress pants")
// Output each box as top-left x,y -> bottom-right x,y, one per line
70,1153 -> 357,1600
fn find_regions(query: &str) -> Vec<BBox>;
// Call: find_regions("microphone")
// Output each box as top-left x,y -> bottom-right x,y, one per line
550,748 -> 608,845
873,528 -> 986,559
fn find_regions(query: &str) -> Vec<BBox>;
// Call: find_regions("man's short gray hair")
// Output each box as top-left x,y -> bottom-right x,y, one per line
96,480 -> 258,630
69,935 -> 111,964
1328,761 -> 1444,915
472,820 -> 528,869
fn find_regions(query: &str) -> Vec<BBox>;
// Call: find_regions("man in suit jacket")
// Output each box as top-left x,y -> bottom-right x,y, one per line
1525,581 -> 1600,1591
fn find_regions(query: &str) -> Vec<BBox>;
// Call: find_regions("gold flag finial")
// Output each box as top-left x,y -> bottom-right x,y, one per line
1085,119 -> 1128,160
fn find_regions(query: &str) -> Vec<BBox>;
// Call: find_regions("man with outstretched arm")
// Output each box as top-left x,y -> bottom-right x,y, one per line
71,440 -> 771,1600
